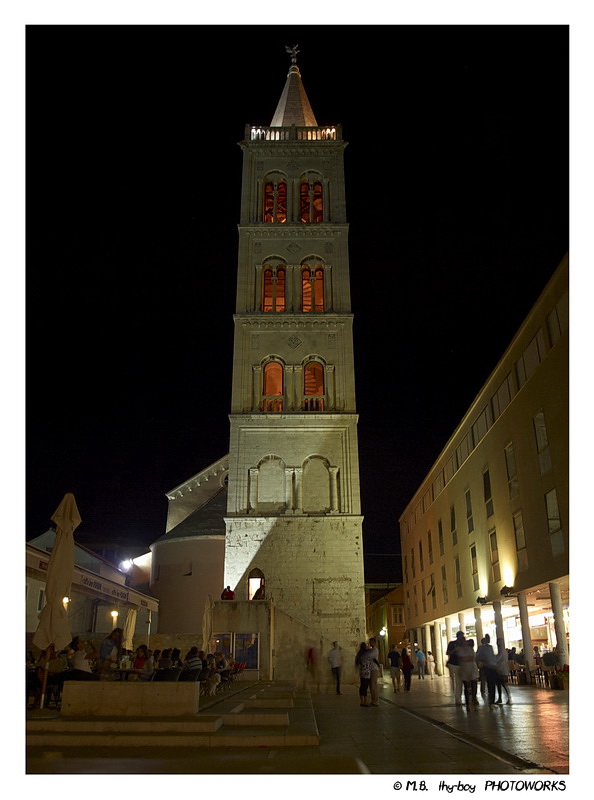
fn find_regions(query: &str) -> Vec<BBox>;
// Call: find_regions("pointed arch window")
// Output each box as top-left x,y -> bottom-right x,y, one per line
301,266 -> 325,312
263,180 -> 287,223
303,361 -> 325,411
262,361 -> 284,412
261,267 -> 286,312
299,180 -> 323,223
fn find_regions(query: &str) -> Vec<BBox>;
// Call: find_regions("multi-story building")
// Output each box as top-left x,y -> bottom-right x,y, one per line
399,255 -> 568,676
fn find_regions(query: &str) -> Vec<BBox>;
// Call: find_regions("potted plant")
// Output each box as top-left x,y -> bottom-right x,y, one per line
555,665 -> 569,690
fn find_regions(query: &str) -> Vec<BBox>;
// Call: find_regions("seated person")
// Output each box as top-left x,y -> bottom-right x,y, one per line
158,649 -> 173,669
182,646 -> 203,672
130,644 -> 154,680
64,636 -> 99,680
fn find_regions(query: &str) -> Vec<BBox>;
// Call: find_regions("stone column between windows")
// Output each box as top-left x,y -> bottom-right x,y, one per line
255,264 -> 263,313
326,364 -> 335,411
549,581 -> 568,666
328,466 -> 339,512
293,365 -> 302,411
248,468 -> 259,513
252,365 -> 261,412
286,265 -> 295,311
294,467 -> 303,514
286,365 -> 295,412
492,600 -> 504,645
473,607 -> 484,644
284,468 -> 294,513
434,620 -> 444,676
518,592 -> 535,674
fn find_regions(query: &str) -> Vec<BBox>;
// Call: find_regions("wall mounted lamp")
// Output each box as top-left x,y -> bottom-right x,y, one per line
476,596 -> 488,605
500,586 -> 515,596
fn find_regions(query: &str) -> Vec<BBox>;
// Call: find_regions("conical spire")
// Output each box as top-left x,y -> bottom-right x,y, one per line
270,45 -> 318,127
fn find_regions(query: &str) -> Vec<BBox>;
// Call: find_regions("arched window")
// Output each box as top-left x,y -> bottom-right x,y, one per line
304,361 -> 325,411
263,180 -> 287,223
302,266 -> 325,312
299,180 -> 323,223
262,361 -> 283,412
261,267 -> 286,312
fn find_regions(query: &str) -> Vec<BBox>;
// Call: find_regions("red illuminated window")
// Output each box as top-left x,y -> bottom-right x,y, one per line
300,181 -> 323,223
302,267 -> 325,312
262,361 -> 283,412
262,267 -> 286,313
303,361 -> 325,411
263,181 -> 287,223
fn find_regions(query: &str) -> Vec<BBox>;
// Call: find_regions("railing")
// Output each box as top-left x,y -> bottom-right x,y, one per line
247,125 -> 341,142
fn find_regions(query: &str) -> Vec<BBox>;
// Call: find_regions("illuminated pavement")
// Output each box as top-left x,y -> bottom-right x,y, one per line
26,674 -> 568,775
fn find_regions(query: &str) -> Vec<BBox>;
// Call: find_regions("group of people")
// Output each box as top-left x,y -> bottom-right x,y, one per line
446,631 -> 511,708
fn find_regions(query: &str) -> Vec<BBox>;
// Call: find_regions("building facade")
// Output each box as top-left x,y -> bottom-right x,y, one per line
399,256 -> 569,677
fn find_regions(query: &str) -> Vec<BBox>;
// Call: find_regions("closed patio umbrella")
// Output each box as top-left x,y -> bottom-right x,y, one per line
122,608 -> 137,652
32,493 -> 81,707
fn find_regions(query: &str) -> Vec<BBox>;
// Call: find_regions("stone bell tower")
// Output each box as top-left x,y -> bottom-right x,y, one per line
224,46 -> 366,648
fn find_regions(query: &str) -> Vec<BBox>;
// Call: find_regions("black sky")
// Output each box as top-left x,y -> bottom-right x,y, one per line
26,25 -> 568,580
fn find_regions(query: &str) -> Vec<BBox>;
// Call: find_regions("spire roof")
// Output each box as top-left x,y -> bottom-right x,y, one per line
270,45 -> 318,127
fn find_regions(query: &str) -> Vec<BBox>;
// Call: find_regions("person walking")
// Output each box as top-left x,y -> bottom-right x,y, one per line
388,644 -> 402,692
365,637 -> 381,706
327,641 -> 343,694
475,634 -> 498,708
401,647 -> 413,691
495,638 -> 512,704
355,642 -> 372,707
427,650 -> 436,679
456,637 -> 480,707
446,630 -> 465,705
415,647 -> 426,679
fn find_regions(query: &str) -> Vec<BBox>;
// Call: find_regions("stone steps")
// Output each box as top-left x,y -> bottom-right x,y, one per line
26,681 -> 319,749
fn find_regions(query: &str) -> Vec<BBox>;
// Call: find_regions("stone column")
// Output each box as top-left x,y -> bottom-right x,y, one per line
549,581 -> 568,666
434,620 -> 444,676
424,623 -> 432,654
248,468 -> 258,512
253,365 -> 261,412
518,592 -> 534,673
445,616 -> 453,648
473,607 -> 484,644
294,467 -> 303,513
458,612 -> 465,635
328,466 -> 339,512
493,600 -> 504,645
326,364 -> 335,410
285,468 -> 294,512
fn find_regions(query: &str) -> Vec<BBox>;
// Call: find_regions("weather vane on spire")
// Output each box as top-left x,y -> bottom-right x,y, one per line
285,44 -> 300,64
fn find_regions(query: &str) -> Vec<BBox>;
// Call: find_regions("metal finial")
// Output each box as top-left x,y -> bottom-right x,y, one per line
285,44 -> 300,64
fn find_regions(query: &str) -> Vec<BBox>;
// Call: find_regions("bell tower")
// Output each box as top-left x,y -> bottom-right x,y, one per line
224,47 -> 366,647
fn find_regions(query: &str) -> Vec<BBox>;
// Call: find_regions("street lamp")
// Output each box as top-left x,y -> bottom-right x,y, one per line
111,609 -> 119,629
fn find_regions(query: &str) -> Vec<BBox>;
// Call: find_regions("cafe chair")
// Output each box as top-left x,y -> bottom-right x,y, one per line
153,667 -> 182,682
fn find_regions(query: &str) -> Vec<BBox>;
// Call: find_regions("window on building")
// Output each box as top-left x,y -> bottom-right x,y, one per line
454,557 -> 462,598
545,488 -> 565,556
483,468 -> 494,517
533,411 -> 552,474
413,584 -> 419,617
263,179 -> 287,223
489,529 -> 501,582
504,442 -> 519,499
429,574 -> 436,609
303,360 -> 325,411
492,372 -> 514,420
391,605 -> 404,626
456,431 -> 473,468
472,405 -> 492,446
261,266 -> 286,313
37,588 -> 46,612
421,579 -> 427,613
262,361 -> 284,412
450,505 -> 457,546
441,564 -> 448,604
404,555 -> 408,584
433,469 -> 445,499
516,329 -> 546,388
411,548 -> 415,579
470,543 -> 479,591
465,489 -> 474,533
513,510 -> 528,571
428,530 -> 433,565
438,519 -> 444,556
299,180 -> 324,223
419,541 -> 424,573
302,266 -> 325,312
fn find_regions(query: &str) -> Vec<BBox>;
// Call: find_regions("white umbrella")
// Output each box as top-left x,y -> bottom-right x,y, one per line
32,492 -> 81,707
201,594 -> 214,654
122,608 -> 137,652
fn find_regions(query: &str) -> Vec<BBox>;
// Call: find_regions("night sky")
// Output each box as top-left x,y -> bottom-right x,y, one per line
25,25 -> 568,580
